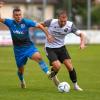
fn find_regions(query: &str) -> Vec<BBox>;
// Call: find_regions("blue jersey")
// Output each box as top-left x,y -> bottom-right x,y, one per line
3,18 -> 39,67
3,18 -> 37,46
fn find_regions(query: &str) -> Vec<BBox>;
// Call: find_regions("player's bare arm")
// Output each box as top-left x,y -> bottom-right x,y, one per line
0,1 -> 5,23
0,17 -> 5,23
78,32 -> 86,49
40,22 -> 46,27
71,23 -> 86,49
36,23 -> 54,43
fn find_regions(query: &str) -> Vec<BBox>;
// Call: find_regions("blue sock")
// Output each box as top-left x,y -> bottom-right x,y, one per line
38,60 -> 49,74
17,71 -> 24,82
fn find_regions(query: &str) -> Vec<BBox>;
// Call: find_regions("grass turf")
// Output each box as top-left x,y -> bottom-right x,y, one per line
0,44 -> 100,100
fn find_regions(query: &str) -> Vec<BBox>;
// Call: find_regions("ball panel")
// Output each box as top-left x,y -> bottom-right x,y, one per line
58,82 -> 70,93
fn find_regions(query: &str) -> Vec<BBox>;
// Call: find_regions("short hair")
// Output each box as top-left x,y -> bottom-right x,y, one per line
13,8 -> 21,13
56,9 -> 67,17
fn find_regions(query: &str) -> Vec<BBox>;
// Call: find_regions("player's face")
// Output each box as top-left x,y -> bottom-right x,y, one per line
58,14 -> 67,27
13,11 -> 22,22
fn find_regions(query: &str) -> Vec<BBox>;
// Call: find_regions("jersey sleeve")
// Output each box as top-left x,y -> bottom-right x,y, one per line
71,23 -> 81,35
3,19 -> 13,27
27,19 -> 38,27
44,19 -> 52,27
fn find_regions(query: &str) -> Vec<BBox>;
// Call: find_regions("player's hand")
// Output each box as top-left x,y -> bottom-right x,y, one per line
80,43 -> 85,49
47,34 -> 54,43
0,1 -> 4,8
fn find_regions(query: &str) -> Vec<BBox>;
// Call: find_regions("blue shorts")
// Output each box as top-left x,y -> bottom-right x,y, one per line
14,45 -> 38,68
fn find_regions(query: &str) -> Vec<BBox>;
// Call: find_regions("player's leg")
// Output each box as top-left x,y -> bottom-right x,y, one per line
16,58 -> 27,88
50,60 -> 61,78
63,59 -> 77,82
14,48 -> 27,89
45,47 -> 61,76
31,51 -> 60,86
63,59 -> 83,91
58,46 -> 83,91
17,66 -> 26,88
49,60 -> 61,86
31,52 -> 50,75
26,45 -> 50,75
45,47 -> 61,86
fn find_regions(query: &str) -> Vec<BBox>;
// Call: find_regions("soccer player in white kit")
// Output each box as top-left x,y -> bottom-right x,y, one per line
41,10 -> 85,91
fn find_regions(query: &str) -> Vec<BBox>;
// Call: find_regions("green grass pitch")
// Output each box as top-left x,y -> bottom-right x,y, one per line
0,44 -> 100,100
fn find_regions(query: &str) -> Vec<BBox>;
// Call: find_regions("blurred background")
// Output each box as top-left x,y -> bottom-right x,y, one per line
0,0 -> 100,45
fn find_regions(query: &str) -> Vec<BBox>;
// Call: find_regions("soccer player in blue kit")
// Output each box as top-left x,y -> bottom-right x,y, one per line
0,8 -> 53,88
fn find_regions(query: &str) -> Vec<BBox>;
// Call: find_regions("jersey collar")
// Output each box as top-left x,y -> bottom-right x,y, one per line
13,18 -> 24,25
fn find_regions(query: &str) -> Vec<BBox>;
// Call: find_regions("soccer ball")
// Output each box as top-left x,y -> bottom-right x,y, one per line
58,82 -> 70,93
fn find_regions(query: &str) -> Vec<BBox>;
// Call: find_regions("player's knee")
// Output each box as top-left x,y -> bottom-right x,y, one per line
52,61 -> 61,70
34,53 -> 43,62
64,59 -> 73,71
67,67 -> 73,71
37,55 -> 43,62
65,64 -> 73,71
18,67 -> 24,74
31,52 -> 43,62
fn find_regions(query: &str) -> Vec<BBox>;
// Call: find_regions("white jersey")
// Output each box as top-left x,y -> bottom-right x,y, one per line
44,19 -> 81,48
